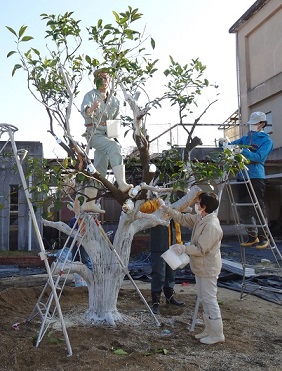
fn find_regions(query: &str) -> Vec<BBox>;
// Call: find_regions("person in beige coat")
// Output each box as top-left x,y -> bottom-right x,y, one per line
159,192 -> 225,345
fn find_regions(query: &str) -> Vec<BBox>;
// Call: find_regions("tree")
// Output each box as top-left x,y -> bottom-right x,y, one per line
164,57 -> 219,160
6,8 -> 246,325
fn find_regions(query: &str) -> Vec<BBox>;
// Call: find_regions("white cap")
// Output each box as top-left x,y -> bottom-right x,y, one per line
248,112 -> 267,125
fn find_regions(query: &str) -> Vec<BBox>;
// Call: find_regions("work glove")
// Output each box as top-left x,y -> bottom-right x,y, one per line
218,137 -> 228,145
233,146 -> 242,154
170,244 -> 185,255
181,206 -> 193,213
122,199 -> 134,214
218,137 -> 231,149
157,198 -> 165,208
158,198 -> 171,211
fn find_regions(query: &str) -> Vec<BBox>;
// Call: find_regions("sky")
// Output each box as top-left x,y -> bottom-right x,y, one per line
0,0 -> 255,158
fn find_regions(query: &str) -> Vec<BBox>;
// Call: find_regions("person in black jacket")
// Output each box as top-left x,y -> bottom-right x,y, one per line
69,217 -> 92,269
150,221 -> 185,315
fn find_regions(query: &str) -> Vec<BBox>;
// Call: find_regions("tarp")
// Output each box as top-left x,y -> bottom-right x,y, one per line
1,240 -> 281,305
0,265 -> 45,278
127,251 -> 282,305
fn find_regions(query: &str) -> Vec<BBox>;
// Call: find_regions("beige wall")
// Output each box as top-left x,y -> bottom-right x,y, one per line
220,1 -> 282,224
235,0 -> 282,148
248,7 -> 282,88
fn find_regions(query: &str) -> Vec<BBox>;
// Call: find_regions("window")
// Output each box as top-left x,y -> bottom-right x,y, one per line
265,112 -> 273,134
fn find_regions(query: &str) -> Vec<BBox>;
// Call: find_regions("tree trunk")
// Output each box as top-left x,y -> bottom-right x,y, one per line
43,185 -> 201,325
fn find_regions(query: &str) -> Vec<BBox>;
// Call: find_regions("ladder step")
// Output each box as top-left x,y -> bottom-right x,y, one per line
232,202 -> 258,207
239,223 -> 268,228
47,284 -> 62,292
227,179 -> 251,185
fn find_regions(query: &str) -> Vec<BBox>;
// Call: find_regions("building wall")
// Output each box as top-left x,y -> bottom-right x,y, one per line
0,141 -> 43,251
234,0 -> 282,145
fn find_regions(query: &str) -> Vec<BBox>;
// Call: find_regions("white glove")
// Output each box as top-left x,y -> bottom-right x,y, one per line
233,146 -> 242,154
219,137 -> 231,149
122,199 -> 134,213
158,198 -> 172,213
181,206 -> 193,213
157,198 -> 166,208
170,244 -> 184,255
128,185 -> 141,198
218,137 -> 227,144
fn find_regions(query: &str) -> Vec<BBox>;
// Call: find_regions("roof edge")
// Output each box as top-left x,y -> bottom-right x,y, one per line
229,0 -> 270,33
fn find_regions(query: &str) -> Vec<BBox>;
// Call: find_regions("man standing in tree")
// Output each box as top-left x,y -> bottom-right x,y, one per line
81,69 -> 132,213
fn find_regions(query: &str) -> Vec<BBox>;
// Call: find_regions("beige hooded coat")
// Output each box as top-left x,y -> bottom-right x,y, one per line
165,209 -> 223,278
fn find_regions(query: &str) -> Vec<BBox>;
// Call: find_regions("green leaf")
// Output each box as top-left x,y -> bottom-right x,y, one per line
113,348 -> 128,355
151,37 -> 155,49
155,348 -> 168,355
78,195 -> 85,206
234,154 -> 242,162
41,183 -> 49,192
21,36 -> 34,42
7,51 -> 17,58
104,24 -> 113,30
12,64 -> 22,76
47,332 -> 64,344
112,11 -> 120,22
41,211 -> 49,219
62,158 -> 68,169
164,69 -> 170,77
31,48 -> 40,56
85,55 -> 91,64
76,173 -> 85,183
19,25 -> 28,38
6,26 -> 17,37
70,158 -> 77,167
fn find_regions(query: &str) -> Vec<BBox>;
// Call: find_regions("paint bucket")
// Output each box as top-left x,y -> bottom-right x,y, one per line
106,120 -> 120,138
161,248 -> 190,270
179,253 -> 190,269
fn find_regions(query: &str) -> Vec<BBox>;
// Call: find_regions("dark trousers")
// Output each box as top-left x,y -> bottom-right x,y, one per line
71,241 -> 92,269
235,178 -> 266,236
151,251 -> 175,292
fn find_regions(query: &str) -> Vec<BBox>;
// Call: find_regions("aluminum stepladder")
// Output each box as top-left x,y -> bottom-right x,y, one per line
27,214 -> 89,350
0,123 -> 72,356
29,211 -> 161,334
225,169 -> 282,298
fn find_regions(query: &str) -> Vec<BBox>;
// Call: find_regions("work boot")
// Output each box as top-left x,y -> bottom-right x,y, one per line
195,312 -> 211,339
112,165 -> 133,193
82,187 -> 105,214
256,235 -> 269,249
200,317 -> 225,345
240,234 -> 259,247
163,287 -> 185,306
151,291 -> 161,315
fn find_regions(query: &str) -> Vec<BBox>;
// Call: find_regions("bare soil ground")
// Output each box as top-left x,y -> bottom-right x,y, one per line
0,275 -> 281,371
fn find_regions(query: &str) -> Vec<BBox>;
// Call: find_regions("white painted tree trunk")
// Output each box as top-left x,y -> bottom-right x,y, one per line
43,185 -> 201,325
